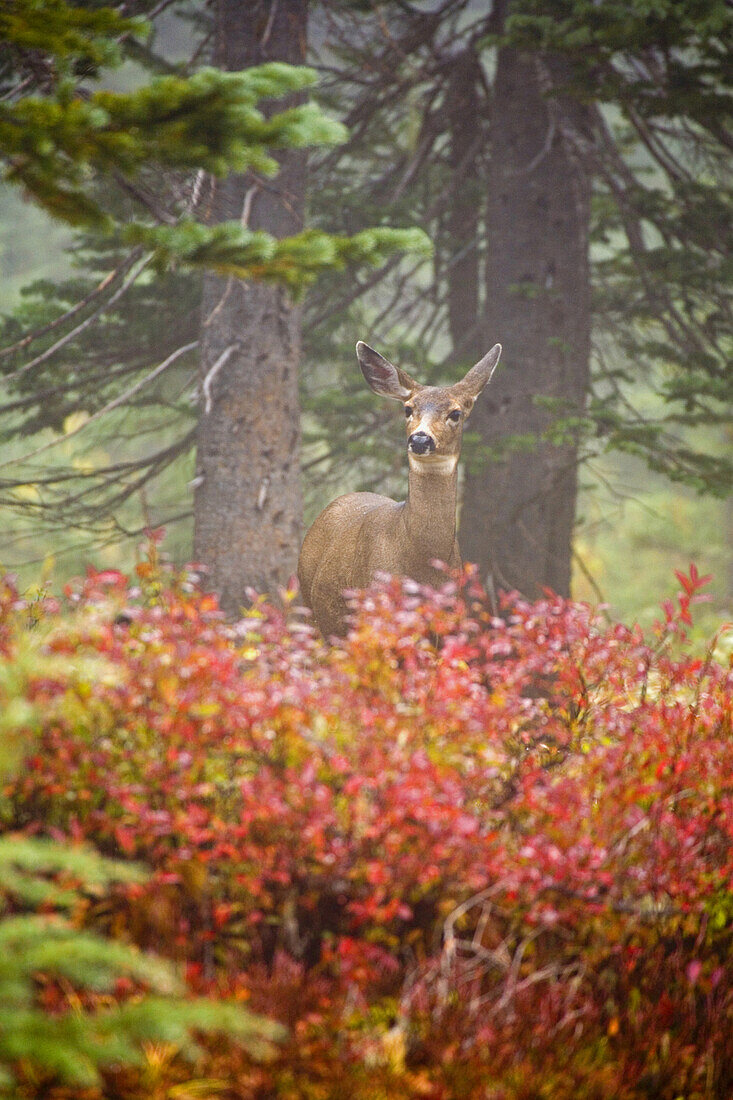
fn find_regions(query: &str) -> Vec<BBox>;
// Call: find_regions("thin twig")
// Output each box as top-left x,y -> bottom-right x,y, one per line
0,251 -> 143,361
2,254 -> 150,383
201,343 -> 238,414
0,342 -> 197,471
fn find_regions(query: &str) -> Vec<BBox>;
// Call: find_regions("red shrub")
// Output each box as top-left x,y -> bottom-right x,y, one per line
2,556 -> 732,1098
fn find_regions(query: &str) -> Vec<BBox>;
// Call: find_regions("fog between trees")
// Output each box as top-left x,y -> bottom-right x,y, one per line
0,0 -> 730,625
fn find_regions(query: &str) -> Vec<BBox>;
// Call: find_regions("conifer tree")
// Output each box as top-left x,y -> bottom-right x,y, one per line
0,0 -> 428,590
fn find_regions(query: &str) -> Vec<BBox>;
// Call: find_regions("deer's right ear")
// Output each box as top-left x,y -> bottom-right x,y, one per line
356,342 -> 416,400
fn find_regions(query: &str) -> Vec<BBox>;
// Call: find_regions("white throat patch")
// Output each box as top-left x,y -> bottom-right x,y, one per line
408,453 -> 458,476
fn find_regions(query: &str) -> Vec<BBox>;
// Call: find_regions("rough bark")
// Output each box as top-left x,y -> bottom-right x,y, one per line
444,48 -> 484,366
194,0 -> 307,615
459,42 -> 591,599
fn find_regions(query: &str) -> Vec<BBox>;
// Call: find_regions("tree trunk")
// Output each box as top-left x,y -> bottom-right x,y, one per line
459,41 -> 591,599
194,0 -> 307,615
444,48 -> 485,366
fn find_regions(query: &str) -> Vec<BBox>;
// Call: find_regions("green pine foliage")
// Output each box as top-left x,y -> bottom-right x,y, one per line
0,834 -> 144,911
0,0 -> 427,275
0,0 -> 142,69
0,0 -> 430,557
3,66 -> 347,228
131,220 -> 432,287
0,905 -> 283,1092
1,0 -> 344,232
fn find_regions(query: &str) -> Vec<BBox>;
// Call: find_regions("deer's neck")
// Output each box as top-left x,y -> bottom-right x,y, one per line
404,454 -> 459,564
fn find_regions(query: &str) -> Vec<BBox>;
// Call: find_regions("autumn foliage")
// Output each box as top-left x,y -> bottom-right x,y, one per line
1,549 -> 732,1098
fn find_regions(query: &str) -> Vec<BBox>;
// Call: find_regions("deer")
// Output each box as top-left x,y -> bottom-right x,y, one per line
297,340 -> 502,637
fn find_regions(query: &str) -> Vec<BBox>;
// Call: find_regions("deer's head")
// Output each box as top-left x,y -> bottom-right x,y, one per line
356,342 -> 502,474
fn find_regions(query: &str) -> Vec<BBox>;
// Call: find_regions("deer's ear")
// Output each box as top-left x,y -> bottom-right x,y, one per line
356,342 -> 416,400
455,343 -> 502,402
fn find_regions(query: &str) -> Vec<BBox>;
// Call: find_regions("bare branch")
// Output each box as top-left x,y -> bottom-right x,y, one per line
200,343 -> 239,415
0,342 -> 198,472
0,251 -> 143,361
2,254 -> 151,384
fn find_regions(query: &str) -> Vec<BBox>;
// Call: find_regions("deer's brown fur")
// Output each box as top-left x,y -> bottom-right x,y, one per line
298,341 -> 502,637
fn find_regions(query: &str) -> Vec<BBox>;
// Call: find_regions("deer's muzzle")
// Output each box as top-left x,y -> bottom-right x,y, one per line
408,431 -> 436,455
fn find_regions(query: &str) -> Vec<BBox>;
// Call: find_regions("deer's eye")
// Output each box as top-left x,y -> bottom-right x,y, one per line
405,405 -> 414,418
447,409 -> 462,423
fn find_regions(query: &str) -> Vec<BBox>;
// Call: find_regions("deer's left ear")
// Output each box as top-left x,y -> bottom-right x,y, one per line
356,342 -> 417,400
454,343 -> 502,403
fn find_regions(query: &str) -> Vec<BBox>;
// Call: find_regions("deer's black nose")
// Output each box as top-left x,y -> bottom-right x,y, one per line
408,431 -> 436,455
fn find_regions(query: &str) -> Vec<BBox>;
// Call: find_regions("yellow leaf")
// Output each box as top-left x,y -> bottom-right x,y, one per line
72,456 -> 96,474
12,483 -> 40,502
190,702 -> 221,718
381,1025 -> 406,1072
169,1080 -> 229,1098
158,675 -> 178,705
63,409 -> 90,434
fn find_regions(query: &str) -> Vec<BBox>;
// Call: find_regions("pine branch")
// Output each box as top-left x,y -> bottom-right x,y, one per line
0,252 -> 142,362
2,254 -> 150,384
0,342 -> 197,472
